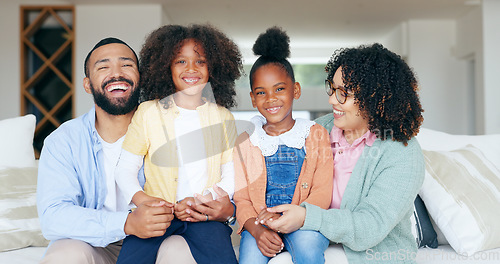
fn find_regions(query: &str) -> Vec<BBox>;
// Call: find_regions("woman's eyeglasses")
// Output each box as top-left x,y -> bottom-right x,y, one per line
325,79 -> 353,104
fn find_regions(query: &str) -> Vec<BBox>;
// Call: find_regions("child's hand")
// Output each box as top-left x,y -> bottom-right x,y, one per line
255,206 -> 281,226
174,197 -> 196,221
252,224 -> 284,257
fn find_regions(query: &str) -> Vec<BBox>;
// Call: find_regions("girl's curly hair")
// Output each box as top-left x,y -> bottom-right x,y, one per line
325,43 -> 424,145
139,24 -> 243,109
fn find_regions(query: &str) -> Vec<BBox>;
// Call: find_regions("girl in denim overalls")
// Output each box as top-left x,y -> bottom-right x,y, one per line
233,27 -> 334,264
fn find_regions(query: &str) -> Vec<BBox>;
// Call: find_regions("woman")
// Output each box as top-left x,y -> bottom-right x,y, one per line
266,43 -> 425,263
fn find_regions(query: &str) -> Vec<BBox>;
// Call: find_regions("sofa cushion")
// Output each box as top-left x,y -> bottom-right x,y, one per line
417,245 -> 500,263
416,128 -> 500,161
0,115 -> 36,169
430,213 -> 448,246
419,144 -> 500,256
0,167 -> 48,252
0,246 -> 47,263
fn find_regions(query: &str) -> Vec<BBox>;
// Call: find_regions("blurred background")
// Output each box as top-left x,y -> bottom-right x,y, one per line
1,0 -> 499,153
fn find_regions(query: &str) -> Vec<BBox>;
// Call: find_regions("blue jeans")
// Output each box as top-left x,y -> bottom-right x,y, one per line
239,229 -> 329,264
265,145 -> 305,208
117,219 -> 237,264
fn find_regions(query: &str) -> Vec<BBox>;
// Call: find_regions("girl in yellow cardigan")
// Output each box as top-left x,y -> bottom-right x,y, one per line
115,24 -> 242,264
233,27 -> 334,264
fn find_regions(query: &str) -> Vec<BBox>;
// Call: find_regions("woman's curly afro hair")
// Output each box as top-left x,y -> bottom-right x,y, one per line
139,24 -> 243,109
249,26 -> 295,88
325,43 -> 424,145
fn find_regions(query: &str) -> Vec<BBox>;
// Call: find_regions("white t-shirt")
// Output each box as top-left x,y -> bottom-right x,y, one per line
174,106 -> 209,201
97,134 -> 132,212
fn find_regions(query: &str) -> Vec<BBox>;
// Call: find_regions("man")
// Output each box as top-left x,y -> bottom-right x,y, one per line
37,37 -> 174,263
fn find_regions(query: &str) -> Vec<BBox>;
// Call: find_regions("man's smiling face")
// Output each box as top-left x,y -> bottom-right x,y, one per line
84,43 -> 140,115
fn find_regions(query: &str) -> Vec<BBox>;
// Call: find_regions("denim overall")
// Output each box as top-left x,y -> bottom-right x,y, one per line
265,145 -> 305,208
239,144 -> 329,264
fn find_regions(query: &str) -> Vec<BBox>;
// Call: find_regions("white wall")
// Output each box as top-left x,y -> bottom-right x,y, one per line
381,23 -> 408,58
454,3 -> 500,135
481,0 -> 500,134
406,20 -> 470,134
161,5 -> 172,25
455,8 -> 484,134
0,1 -> 21,120
75,4 -> 163,116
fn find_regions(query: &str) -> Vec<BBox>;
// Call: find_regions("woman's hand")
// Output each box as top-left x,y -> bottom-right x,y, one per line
185,185 -> 234,222
255,207 -> 281,226
265,204 -> 306,234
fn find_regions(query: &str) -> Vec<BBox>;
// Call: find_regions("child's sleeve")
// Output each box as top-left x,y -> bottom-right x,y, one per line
207,161 -> 234,200
122,103 -> 150,156
117,103 -> 151,205
302,125 -> 334,209
115,149 -> 144,205
208,109 -> 237,199
233,133 -> 259,234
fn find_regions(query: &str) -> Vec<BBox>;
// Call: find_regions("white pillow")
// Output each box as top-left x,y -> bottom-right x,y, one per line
419,144 -> 500,256
0,167 -> 49,251
0,115 -> 36,169
416,127 -> 500,164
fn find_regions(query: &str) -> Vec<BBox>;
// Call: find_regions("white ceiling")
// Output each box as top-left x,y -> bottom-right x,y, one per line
71,0 -> 479,46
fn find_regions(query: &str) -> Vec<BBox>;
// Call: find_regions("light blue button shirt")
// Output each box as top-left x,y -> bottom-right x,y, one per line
36,107 -> 145,247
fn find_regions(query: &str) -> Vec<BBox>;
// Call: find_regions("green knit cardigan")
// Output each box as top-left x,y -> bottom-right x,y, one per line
301,113 -> 425,263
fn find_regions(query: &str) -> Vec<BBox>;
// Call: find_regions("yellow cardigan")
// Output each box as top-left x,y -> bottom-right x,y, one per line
233,123 -> 334,233
123,98 -> 236,203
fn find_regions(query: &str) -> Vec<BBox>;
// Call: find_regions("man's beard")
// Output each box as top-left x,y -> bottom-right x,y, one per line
90,77 -> 140,115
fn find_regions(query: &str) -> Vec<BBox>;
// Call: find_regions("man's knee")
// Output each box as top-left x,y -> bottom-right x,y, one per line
40,239 -> 98,264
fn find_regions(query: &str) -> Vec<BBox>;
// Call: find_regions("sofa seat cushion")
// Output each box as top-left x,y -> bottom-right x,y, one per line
4,244 -> 500,264
0,246 -> 47,264
417,245 -> 500,263
0,167 -> 48,252
234,244 -> 349,264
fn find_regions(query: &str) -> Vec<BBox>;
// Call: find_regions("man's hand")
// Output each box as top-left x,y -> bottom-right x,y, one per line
124,200 -> 174,239
185,185 -> 234,222
131,191 -> 164,207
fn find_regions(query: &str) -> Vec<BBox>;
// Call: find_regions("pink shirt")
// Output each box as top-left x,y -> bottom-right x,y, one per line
329,126 -> 377,209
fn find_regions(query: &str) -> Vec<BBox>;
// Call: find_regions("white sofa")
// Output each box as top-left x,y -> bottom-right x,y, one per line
1,114 -> 500,263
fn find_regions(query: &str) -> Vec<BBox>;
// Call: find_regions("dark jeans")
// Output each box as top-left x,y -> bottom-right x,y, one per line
117,219 -> 237,264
